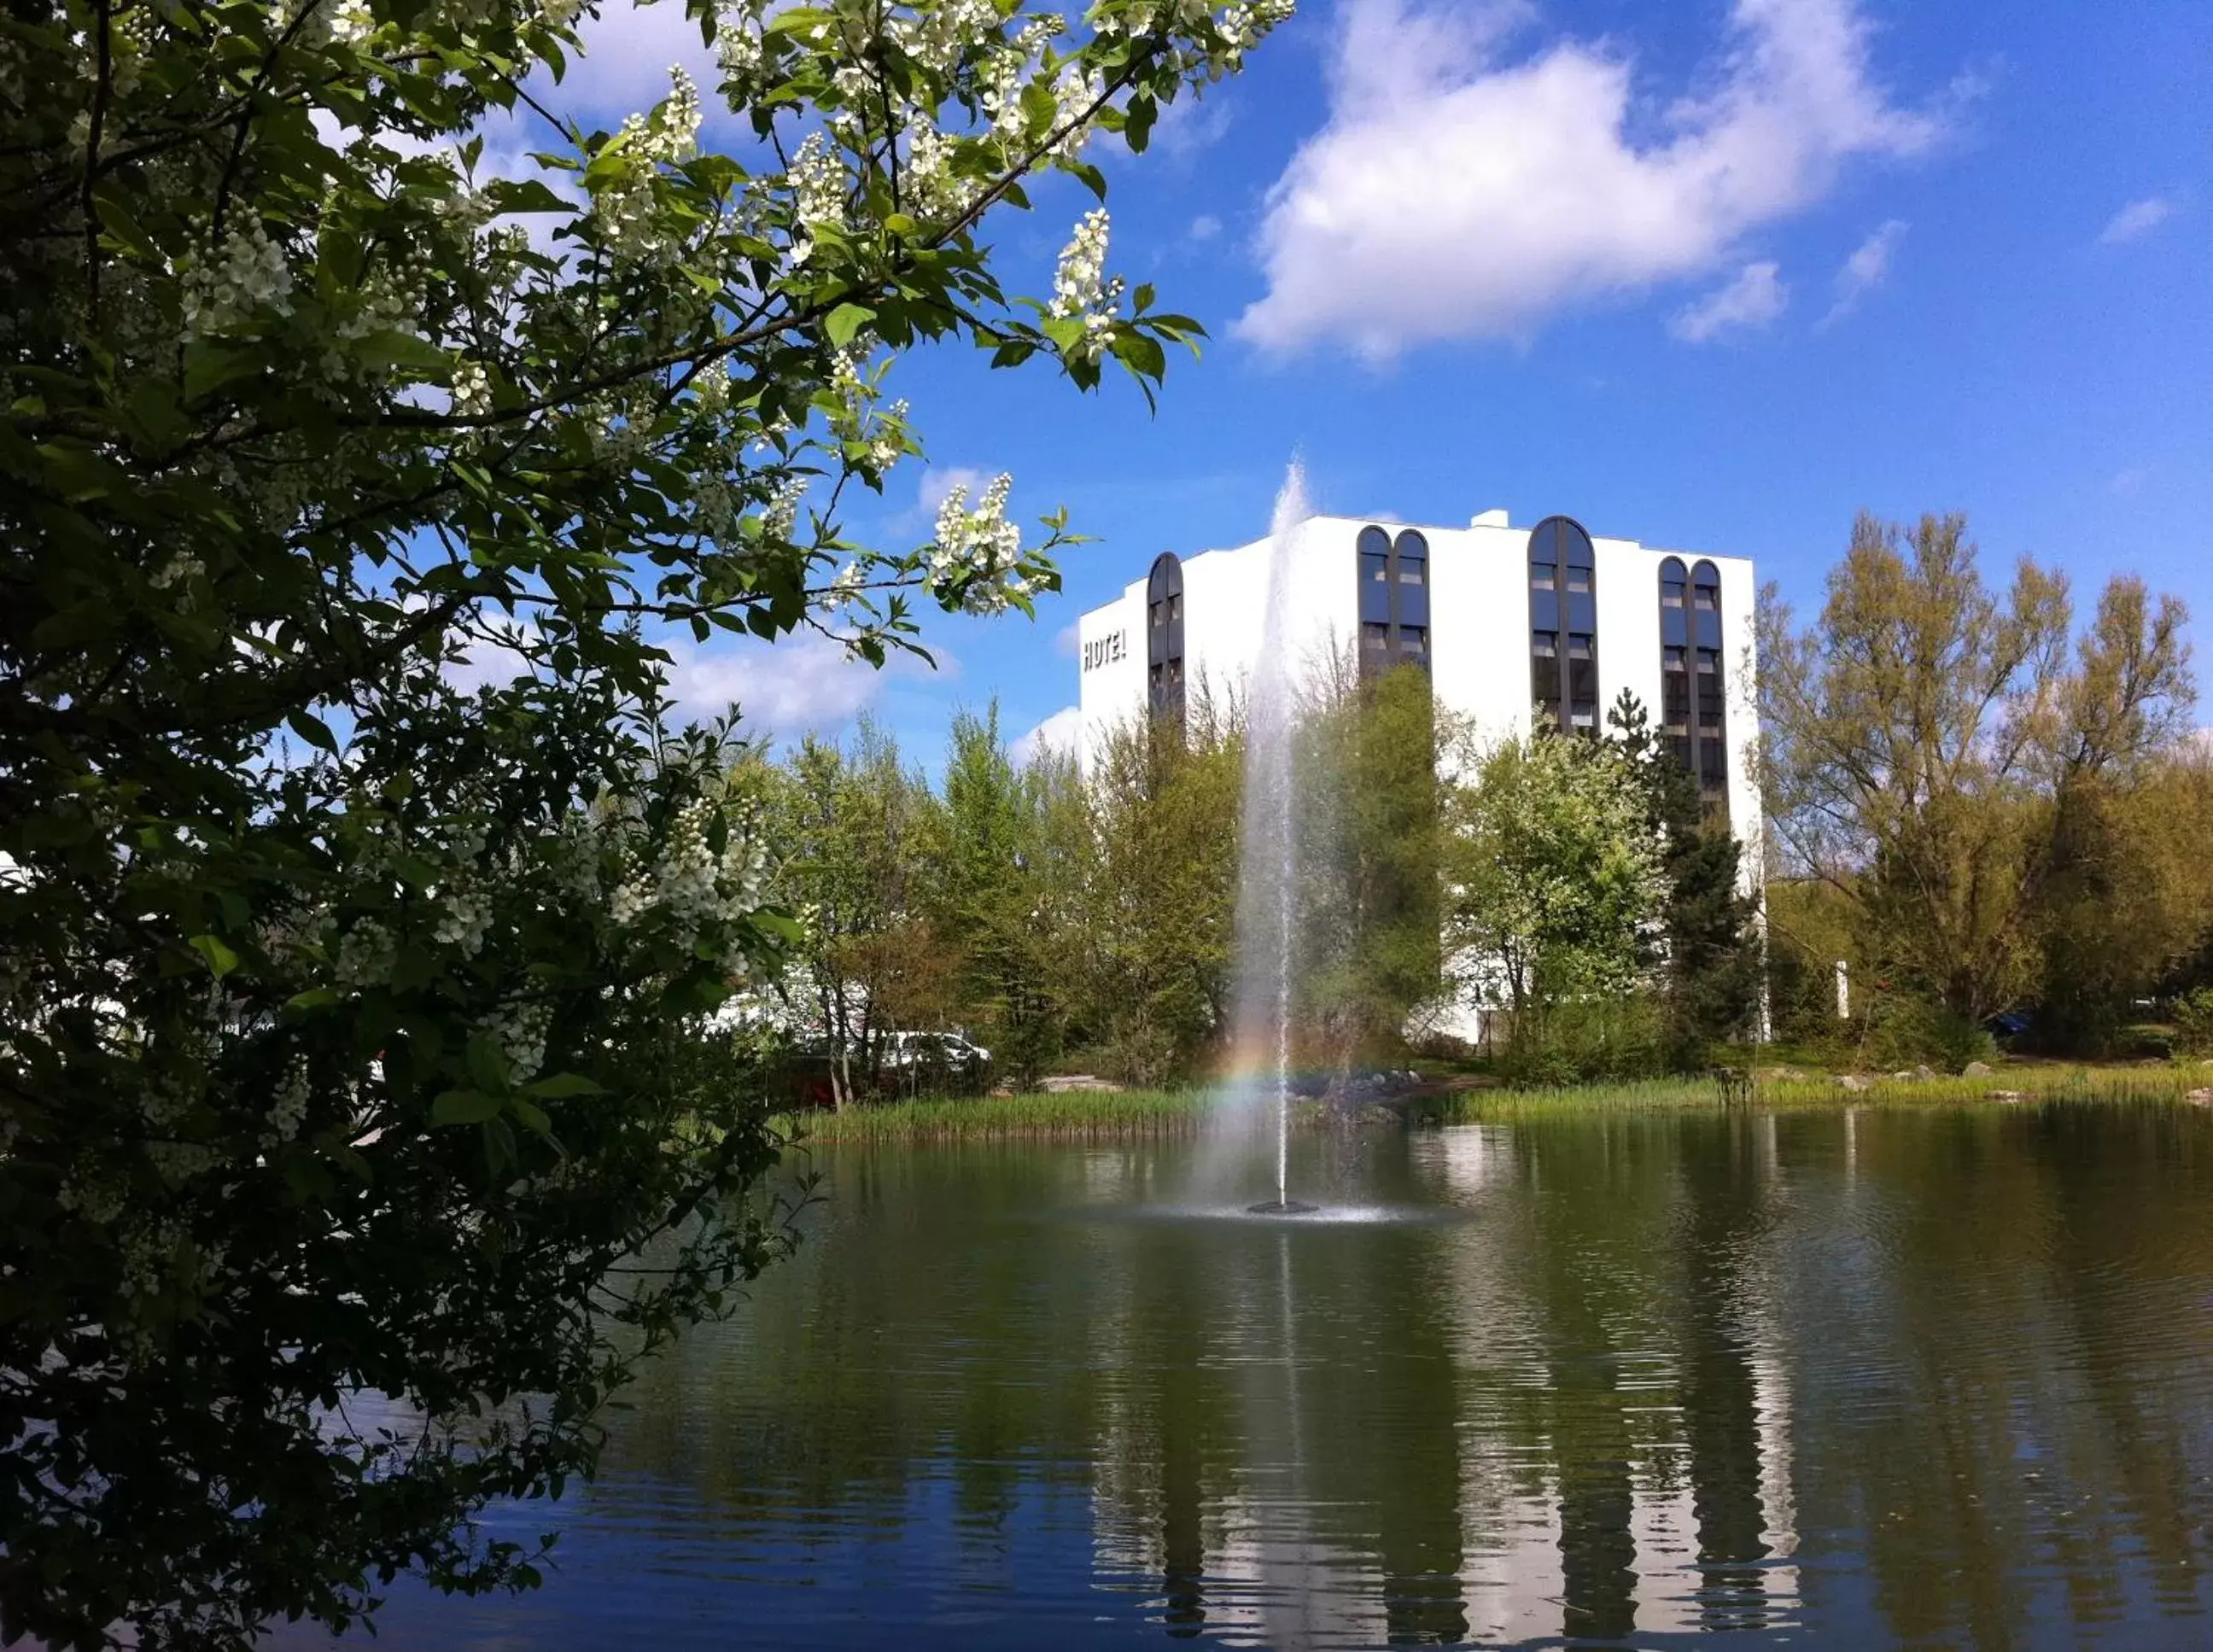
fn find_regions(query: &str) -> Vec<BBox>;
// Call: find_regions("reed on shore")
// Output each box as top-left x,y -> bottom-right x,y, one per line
780,1063 -> 2210,1144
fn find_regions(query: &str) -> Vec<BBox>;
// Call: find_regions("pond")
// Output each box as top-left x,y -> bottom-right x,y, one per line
294,1103 -> 2213,1649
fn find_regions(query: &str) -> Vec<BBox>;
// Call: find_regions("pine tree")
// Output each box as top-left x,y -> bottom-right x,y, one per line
1608,692 -> 1764,1063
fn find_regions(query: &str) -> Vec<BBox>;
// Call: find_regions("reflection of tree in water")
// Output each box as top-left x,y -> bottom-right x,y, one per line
2035,1104 -> 2213,1615
575,1109 -> 2213,1649
1521,1119 -> 1673,1644
1088,1130 -> 1477,1647
1675,1113 -> 1788,1633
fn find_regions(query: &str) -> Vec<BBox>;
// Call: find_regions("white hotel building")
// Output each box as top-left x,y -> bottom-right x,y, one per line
1076,507 -> 1760,838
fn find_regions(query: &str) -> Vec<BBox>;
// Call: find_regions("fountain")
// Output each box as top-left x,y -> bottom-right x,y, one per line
1237,464 -> 1319,1217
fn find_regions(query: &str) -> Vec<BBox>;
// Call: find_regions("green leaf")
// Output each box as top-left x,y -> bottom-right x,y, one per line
1116,332 -> 1166,382
824,302 -> 874,347
353,330 -> 452,377
287,710 -> 340,754
181,341 -> 266,401
430,1089 -> 503,1125
36,441 -> 120,504
91,195 -> 161,262
1125,95 -> 1158,154
527,1073 -> 607,1099
464,1034 -> 511,1095
188,935 -> 240,978
508,1097 -> 552,1136
284,988 -> 342,1013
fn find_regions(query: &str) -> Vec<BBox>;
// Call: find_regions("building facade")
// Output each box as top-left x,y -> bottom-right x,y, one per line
1076,507 -> 1760,838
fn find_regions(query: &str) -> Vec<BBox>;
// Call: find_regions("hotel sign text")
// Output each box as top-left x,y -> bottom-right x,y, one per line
1081,629 -> 1127,672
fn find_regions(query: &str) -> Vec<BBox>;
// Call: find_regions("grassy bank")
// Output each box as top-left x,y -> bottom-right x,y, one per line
783,1087 -> 1213,1145
1433,1064 -> 2204,1123
782,1063 -> 2210,1144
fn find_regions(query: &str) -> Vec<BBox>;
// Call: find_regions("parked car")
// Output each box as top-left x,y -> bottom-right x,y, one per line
881,1030 -> 993,1094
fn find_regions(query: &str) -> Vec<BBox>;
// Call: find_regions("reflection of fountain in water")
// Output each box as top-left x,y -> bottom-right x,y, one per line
1232,462 -> 1318,1217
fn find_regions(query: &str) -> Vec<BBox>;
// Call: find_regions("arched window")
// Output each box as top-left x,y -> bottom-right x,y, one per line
1528,517 -> 1598,733
1658,557 -> 1691,774
1146,552 -> 1185,734
1393,530 -> 1430,668
1355,525 -> 1433,678
1691,559 -> 1727,820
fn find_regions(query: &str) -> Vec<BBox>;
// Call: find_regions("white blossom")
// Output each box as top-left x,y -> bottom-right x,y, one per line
929,472 -> 1029,613
714,0 -> 770,85
145,1141 -> 218,1187
150,554 -> 203,591
787,132 -> 846,232
267,1057 -> 312,1144
478,1001 -> 552,1084
141,1076 -> 195,1130
451,359 -> 491,417
1217,0 -> 1297,62
334,916 -> 395,986
178,219 -> 295,340
592,68 -> 703,260
1049,67 -> 1106,161
900,126 -> 978,220
762,476 -> 807,542
610,877 -> 652,927
821,561 -> 866,610
604,802 -> 767,951
56,1176 -> 126,1227
328,0 -> 376,45
1048,208 -> 1125,357
116,1217 -> 183,1299
432,888 -> 491,955
885,0 -> 1001,78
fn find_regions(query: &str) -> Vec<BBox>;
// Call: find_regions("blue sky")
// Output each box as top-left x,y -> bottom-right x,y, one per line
558,0 -> 2212,767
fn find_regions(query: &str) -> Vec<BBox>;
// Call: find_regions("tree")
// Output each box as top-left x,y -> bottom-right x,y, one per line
1440,726 -> 1666,1034
0,0 -> 1291,1641
1759,512 -> 2193,1030
768,720 -> 941,1104
1608,691 -> 1763,1062
1295,658 -> 1445,1065
2033,735 -> 2213,1054
1079,697 -> 1242,1083
927,704 -> 1065,1087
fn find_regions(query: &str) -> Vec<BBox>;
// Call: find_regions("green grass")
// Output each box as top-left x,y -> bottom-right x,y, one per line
1433,1064 -> 2204,1123
779,1062 -> 2211,1144
782,1087 -> 1213,1145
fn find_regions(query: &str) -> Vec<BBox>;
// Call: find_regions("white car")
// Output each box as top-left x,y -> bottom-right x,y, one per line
881,1030 -> 992,1070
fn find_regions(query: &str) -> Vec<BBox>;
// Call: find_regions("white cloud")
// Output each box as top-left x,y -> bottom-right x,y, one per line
1190,213 -> 1223,242
1236,0 -> 1948,360
664,633 -> 890,736
443,631 -> 532,693
558,2 -> 723,118
2109,464 -> 2153,499
916,464 -> 988,518
888,464 -> 994,537
2099,196 -> 2174,246
1150,94 -> 1237,158
1012,706 -> 1084,767
1819,217 -> 1906,327
1053,621 -> 1081,658
1670,260 -> 1788,342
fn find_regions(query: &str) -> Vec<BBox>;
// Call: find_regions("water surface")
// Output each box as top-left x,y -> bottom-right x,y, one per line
300,1104 -> 2213,1648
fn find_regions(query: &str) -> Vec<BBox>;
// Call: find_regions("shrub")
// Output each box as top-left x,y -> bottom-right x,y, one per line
2175,987 -> 2213,1058
1497,996 -> 1671,1086
1860,992 -> 1998,1071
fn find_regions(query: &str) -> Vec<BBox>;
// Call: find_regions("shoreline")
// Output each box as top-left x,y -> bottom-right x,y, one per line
779,1065 -> 2211,1146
